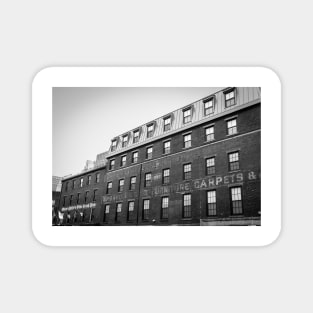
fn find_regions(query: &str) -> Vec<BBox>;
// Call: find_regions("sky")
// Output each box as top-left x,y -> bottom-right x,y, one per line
53,87 -> 223,177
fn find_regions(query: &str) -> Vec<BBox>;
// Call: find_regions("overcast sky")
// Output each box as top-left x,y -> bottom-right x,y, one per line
53,87 -> 223,177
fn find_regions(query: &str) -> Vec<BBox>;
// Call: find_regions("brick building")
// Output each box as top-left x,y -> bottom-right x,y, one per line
58,87 -> 261,226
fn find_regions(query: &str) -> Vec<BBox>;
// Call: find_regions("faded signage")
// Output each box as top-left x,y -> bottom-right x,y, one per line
103,192 -> 138,203
61,202 -> 96,212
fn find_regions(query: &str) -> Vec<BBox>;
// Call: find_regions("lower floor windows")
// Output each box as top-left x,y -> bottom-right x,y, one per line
128,201 -> 135,221
230,186 -> 243,215
143,199 -> 150,220
104,204 -> 110,222
183,194 -> 191,218
161,197 -> 169,219
207,190 -> 216,216
116,203 -> 122,222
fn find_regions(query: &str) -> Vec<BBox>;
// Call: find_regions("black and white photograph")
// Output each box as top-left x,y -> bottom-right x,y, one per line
52,86 -> 261,226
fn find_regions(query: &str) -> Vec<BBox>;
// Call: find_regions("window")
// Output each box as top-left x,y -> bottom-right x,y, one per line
103,204 -> 110,222
87,175 -> 91,185
80,178 -> 84,188
127,201 -> 134,221
161,197 -> 169,219
183,194 -> 191,218
163,140 -> 171,154
84,191 -> 89,203
146,147 -> 153,159
122,135 -> 128,148
111,139 -> 117,152
118,179 -> 124,192
92,189 -> 97,202
227,118 -> 237,135
63,196 -> 66,206
96,173 -> 100,183
225,89 -> 236,107
116,203 -> 122,222
183,134 -> 191,148
183,163 -> 192,180
130,176 -> 136,190
77,193 -> 80,204
147,124 -> 154,138
162,168 -> 170,184
204,98 -> 214,115
205,126 -> 214,141
143,199 -> 150,220
132,151 -> 138,163
65,182 -> 69,192
109,159 -> 115,170
231,187 -> 243,215
70,195 -> 73,205
229,152 -> 240,171
72,180 -> 75,189
106,182 -> 112,194
120,155 -> 127,167
206,157 -> 215,175
207,190 -> 216,216
133,130 -> 139,143
183,108 -> 191,123
145,173 -> 152,187
164,116 -> 171,131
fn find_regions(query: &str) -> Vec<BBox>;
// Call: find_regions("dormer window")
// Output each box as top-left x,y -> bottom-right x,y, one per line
133,129 -> 140,143
183,108 -> 191,124
164,116 -> 171,131
147,124 -> 154,138
204,98 -> 214,115
111,139 -> 117,152
122,135 -> 128,148
224,88 -> 236,107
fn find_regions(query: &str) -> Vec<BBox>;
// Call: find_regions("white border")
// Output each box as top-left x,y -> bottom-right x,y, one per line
32,67 -> 281,246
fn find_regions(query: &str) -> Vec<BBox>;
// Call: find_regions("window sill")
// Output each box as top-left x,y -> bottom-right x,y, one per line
226,132 -> 239,137
182,146 -> 192,150
228,170 -> 241,174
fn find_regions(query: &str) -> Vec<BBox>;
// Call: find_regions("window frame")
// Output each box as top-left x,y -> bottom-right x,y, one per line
120,155 -> 127,167
182,194 -> 192,218
142,199 -> 150,221
115,203 -> 122,222
147,123 -> 154,138
205,125 -> 215,142
144,173 -> 152,187
161,196 -> 169,219
207,190 -> 217,216
183,107 -> 192,124
130,176 -> 136,190
183,163 -> 192,180
106,181 -> 112,194
206,157 -> 215,175
163,140 -> 171,154
133,130 -> 140,143
146,146 -> 153,159
227,118 -> 238,135
127,201 -> 135,221
118,179 -> 125,192
228,151 -> 240,172
183,133 -> 192,148
95,173 -> 100,184
111,139 -> 117,152
122,135 -> 128,148
132,151 -> 139,163
103,204 -> 110,222
162,168 -> 170,185
204,97 -> 215,116
224,88 -> 236,108
230,186 -> 243,215
163,116 -> 171,131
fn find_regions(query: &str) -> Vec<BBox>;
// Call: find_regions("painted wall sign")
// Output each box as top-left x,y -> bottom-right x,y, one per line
61,202 -> 96,212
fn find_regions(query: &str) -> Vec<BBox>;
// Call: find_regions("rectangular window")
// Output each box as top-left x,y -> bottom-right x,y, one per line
161,197 -> 169,219
127,201 -> 134,221
204,98 -> 214,115
120,155 -> 127,167
183,134 -> 191,148
205,126 -> 214,141
103,204 -> 110,222
84,191 -> 89,203
183,163 -> 192,180
96,173 -> 100,183
227,118 -> 237,135
77,193 -> 80,204
143,199 -> 150,220
183,194 -> 191,218
147,124 -> 154,138
122,135 -> 128,148
65,182 -> 69,192
225,89 -> 236,107
206,157 -> 215,175
87,175 -> 91,185
109,159 -> 115,170
162,168 -> 170,184
106,182 -> 112,194
207,190 -> 217,216
72,180 -> 75,189
70,195 -> 73,205
111,140 -> 117,152
133,130 -> 139,143
93,189 -> 97,202
146,147 -> 153,159
229,151 -> 240,171
63,196 -> 66,206
80,178 -> 83,188
163,140 -> 171,154
116,203 -> 122,222
145,173 -> 152,187
183,108 -> 191,123
164,117 -> 171,131
231,187 -> 243,215
132,151 -> 138,163
118,179 -> 125,192
130,176 -> 136,190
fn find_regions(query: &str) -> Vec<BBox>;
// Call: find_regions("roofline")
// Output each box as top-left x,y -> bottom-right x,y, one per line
61,164 -> 106,182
